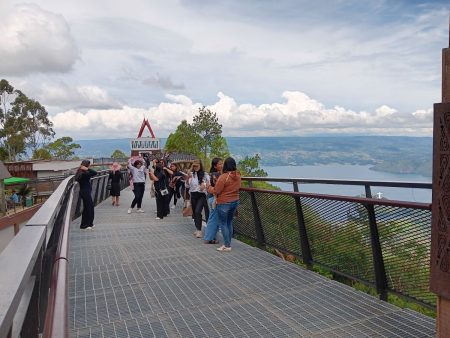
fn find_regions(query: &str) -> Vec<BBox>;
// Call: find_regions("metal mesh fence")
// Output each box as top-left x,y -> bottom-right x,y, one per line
375,205 -> 433,305
235,188 -> 434,308
301,197 -> 375,283
255,192 -> 301,255
234,191 -> 256,240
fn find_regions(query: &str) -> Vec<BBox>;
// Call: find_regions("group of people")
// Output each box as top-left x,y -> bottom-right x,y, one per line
75,156 -> 241,251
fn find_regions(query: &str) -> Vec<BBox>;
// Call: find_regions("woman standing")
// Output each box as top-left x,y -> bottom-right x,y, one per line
75,160 -> 97,230
150,162 -> 170,219
203,157 -> 223,244
186,160 -> 210,238
127,159 -> 147,213
109,162 -> 123,206
207,157 -> 241,252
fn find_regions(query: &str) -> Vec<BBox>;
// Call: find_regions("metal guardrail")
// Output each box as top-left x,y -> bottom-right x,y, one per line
236,177 -> 434,309
0,169 -> 130,337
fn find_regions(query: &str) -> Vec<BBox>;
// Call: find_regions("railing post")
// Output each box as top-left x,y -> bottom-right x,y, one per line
249,191 -> 265,247
365,202 -> 388,301
100,176 -> 107,203
293,182 -> 313,268
365,184 -> 372,198
93,178 -> 100,206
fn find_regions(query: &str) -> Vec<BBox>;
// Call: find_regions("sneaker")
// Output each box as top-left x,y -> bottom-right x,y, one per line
86,226 -> 93,231
155,217 -> 161,220
217,245 -> 231,252
195,231 -> 202,238
137,209 -> 145,213
127,208 -> 132,214
171,205 -> 176,209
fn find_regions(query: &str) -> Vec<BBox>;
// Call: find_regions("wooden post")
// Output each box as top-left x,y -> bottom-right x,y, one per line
430,19 -> 450,338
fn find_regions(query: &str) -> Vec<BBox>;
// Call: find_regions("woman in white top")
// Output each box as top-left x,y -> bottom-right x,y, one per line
186,160 -> 210,238
127,159 -> 147,213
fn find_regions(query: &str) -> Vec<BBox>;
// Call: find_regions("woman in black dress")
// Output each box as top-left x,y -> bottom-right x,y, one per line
109,162 -> 123,206
75,159 -> 97,230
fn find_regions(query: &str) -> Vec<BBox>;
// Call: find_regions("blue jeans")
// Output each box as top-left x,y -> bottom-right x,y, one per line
217,200 -> 239,247
204,196 -> 219,241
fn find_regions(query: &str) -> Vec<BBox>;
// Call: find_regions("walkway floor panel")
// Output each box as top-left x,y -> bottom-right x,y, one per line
69,188 -> 435,337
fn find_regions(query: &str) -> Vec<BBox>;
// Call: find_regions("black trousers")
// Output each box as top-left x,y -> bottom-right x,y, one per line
80,189 -> 94,228
168,187 -> 178,206
156,192 -> 169,218
131,182 -> 145,209
190,192 -> 209,231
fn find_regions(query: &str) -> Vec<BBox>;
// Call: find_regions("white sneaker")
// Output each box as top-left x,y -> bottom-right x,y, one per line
86,226 -> 93,231
171,205 -> 176,209
137,209 -> 144,213
217,245 -> 231,252
127,208 -> 132,214
155,217 -> 161,220
195,231 -> 202,238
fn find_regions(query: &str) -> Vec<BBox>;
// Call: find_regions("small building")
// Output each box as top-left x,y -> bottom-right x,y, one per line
5,160 -> 82,179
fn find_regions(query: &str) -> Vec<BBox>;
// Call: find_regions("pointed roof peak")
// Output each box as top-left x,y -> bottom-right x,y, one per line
137,118 -> 156,138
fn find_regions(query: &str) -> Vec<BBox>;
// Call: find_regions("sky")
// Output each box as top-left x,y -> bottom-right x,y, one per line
0,0 -> 448,140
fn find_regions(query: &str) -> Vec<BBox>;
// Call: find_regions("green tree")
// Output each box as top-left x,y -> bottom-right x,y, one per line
47,136 -> 81,160
238,154 -> 268,177
111,149 -> 127,159
165,107 -> 229,165
192,106 -> 228,159
0,79 -> 54,160
23,98 -> 55,155
32,148 -> 52,160
165,120 -> 202,156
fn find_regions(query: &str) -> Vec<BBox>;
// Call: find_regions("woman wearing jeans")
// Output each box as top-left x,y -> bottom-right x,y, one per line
207,157 -> 241,252
203,157 -> 223,244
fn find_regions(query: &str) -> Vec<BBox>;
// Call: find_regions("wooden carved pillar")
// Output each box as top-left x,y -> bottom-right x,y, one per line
430,23 -> 450,338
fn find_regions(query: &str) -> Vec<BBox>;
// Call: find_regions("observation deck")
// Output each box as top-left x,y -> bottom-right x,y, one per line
69,186 -> 435,337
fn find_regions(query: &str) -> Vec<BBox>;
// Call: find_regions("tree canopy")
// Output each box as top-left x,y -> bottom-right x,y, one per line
165,107 -> 229,165
111,149 -> 127,159
46,137 -> 81,160
0,79 -> 55,161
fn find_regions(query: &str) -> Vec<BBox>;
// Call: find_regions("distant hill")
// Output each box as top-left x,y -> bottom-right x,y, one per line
74,136 -> 432,177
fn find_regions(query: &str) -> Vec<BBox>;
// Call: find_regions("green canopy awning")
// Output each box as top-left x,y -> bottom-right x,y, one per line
4,177 -> 30,185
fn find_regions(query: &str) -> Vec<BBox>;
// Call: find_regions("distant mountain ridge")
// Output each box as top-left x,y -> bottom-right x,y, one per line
74,136 -> 432,177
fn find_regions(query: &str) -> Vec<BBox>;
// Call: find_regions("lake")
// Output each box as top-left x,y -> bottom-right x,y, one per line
260,164 -> 432,203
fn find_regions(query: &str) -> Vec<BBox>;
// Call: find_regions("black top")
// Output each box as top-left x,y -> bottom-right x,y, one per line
154,171 -> 167,191
76,169 -> 97,191
109,170 -> 123,183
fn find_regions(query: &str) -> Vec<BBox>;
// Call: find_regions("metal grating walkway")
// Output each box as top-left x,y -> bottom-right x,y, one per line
69,187 -> 435,337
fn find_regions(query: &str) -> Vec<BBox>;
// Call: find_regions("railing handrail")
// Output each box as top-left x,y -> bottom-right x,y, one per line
241,176 -> 432,189
240,186 -> 432,210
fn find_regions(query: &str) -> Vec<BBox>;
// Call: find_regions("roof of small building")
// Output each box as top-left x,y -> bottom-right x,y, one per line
0,161 -> 12,180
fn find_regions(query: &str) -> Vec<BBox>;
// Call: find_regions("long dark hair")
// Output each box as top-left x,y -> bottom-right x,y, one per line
75,159 -> 91,181
222,157 -> 237,173
210,157 -> 222,173
192,160 -> 205,183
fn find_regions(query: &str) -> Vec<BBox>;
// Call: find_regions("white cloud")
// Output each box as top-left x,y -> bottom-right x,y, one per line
39,83 -> 120,109
50,91 -> 433,139
0,4 -> 78,75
